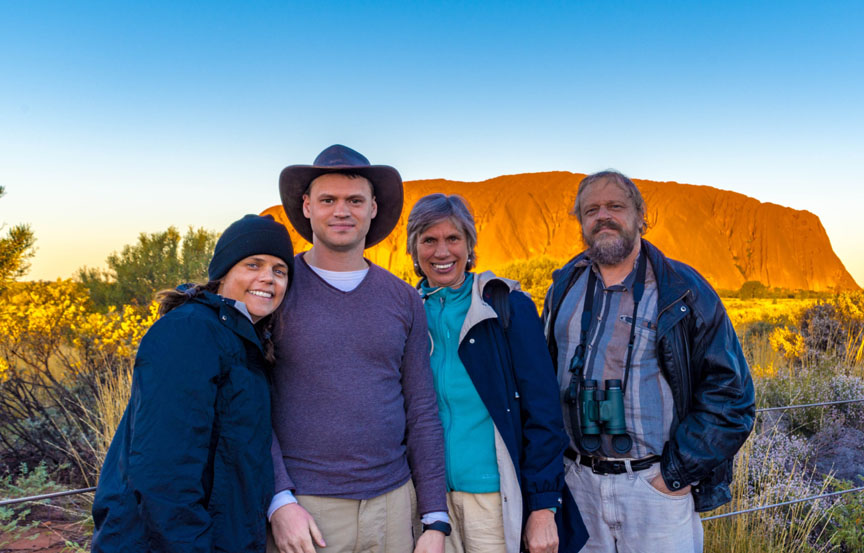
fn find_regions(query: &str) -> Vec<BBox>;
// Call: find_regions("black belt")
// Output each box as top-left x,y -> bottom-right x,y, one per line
565,447 -> 660,475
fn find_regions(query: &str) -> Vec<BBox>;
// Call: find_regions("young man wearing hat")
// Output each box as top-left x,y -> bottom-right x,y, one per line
267,145 -> 449,553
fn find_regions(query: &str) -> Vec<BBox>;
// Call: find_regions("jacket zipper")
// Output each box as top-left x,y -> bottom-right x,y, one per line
657,289 -> 691,419
436,295 -> 456,491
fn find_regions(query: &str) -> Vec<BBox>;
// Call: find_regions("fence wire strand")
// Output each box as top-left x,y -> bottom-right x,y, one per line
702,486 -> 864,521
757,397 -> 864,413
0,486 -> 96,507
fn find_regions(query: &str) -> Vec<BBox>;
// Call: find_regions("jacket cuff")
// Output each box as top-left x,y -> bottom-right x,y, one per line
660,445 -> 691,493
528,491 -> 563,512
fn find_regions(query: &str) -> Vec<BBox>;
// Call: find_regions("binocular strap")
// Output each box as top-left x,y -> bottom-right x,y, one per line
566,252 -> 648,451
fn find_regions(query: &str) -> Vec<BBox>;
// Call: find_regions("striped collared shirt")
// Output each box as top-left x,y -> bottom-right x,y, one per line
553,251 -> 674,459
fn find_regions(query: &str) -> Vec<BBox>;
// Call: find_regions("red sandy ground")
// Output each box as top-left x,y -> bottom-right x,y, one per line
1,522 -> 84,553
1,502 -> 89,553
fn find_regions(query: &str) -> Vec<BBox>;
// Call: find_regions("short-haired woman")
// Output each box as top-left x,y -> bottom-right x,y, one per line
406,194 -> 587,553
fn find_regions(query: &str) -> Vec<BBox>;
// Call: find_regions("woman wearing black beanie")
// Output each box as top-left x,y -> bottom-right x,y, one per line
91,214 -> 294,553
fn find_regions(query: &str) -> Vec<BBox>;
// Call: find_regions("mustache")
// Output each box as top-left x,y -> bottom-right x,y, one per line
591,220 -> 623,234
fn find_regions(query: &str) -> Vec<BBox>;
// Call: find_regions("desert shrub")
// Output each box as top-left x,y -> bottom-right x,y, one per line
758,365 -> 864,436
724,297 -> 814,330
0,186 -> 36,293
78,226 -> 217,310
0,280 -> 157,483
826,476 -> 864,552
0,462 -> 94,548
0,462 -> 61,546
799,303 -> 847,364
739,280 -> 770,299
781,293 -> 864,366
703,431 -> 831,553
734,322 -> 785,378
494,256 -> 565,309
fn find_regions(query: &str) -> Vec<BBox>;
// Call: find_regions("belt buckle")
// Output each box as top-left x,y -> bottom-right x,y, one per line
590,457 -> 605,475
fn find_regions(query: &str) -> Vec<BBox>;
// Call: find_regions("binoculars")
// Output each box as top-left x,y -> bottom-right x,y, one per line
579,379 -> 633,455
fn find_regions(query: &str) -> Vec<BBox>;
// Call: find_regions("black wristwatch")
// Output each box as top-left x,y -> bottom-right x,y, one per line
422,521 -> 452,536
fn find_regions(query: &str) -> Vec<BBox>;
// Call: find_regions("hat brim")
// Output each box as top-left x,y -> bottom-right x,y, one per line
279,164 -> 403,248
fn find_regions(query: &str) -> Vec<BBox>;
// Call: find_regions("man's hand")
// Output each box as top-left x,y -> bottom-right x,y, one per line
524,509 -> 558,553
270,503 -> 326,553
413,529 -> 445,553
650,474 -> 692,496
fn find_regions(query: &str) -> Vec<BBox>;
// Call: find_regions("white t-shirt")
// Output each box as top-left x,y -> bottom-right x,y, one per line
308,265 -> 369,292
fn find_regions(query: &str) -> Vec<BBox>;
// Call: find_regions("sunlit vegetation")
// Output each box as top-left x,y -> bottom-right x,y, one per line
703,290 -> 864,552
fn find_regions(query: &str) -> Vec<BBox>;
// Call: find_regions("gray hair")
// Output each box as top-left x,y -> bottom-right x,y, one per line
571,170 -> 649,235
406,194 -> 478,277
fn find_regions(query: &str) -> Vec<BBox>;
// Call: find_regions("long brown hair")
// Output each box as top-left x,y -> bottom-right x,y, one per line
154,281 -> 281,365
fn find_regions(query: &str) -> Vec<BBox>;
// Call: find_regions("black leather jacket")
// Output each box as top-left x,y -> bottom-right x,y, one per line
544,239 -> 755,512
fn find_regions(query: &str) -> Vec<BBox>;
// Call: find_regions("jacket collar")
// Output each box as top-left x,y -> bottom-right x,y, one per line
188,289 -> 265,354
640,240 -> 692,313
458,271 -> 521,344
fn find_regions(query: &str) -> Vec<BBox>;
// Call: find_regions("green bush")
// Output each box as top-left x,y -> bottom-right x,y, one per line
0,462 -> 60,546
828,477 -> 864,552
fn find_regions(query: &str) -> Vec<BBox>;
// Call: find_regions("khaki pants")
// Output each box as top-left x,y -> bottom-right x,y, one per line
267,480 -> 415,553
565,457 -> 703,553
445,491 -> 506,553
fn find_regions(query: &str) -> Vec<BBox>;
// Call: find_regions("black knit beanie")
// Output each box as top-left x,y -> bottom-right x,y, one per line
208,214 -> 295,281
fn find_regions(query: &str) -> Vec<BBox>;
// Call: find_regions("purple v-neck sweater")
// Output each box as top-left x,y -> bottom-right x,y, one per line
270,255 -> 447,514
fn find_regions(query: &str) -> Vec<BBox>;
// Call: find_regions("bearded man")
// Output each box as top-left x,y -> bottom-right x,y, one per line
543,170 -> 755,553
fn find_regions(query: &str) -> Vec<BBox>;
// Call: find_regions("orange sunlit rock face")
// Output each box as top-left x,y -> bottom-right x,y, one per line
263,171 -> 859,292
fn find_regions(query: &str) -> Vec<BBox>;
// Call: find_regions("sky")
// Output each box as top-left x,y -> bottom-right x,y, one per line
2,0 -> 862,287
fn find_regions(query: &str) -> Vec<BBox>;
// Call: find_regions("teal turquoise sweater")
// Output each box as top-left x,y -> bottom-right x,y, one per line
422,274 -> 499,493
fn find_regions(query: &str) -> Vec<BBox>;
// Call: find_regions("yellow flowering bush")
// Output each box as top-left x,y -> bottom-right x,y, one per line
0,279 -> 90,367
769,327 -> 806,361
722,298 -> 815,330
0,279 -> 158,481
833,291 -> 864,322
0,280 -> 158,378
74,302 -> 159,361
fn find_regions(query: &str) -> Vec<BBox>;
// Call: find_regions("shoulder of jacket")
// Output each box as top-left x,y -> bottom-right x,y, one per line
476,270 -> 522,295
149,302 -> 230,341
651,249 -> 723,322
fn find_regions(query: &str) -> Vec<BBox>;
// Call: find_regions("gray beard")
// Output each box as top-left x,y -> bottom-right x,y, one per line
586,233 -> 637,266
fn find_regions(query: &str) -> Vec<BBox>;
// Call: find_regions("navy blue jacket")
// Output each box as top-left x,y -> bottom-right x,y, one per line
91,291 -> 274,552
451,272 -> 588,553
545,240 -> 755,512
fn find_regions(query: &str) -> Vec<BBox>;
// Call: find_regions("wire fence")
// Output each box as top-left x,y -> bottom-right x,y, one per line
756,397 -> 864,413
695,396 -> 864,521
2,397 -> 864,518
0,486 -> 96,508
702,486 -> 864,521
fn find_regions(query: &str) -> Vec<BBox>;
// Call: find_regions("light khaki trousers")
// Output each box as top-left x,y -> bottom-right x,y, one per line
445,491 -> 507,553
267,480 -> 415,553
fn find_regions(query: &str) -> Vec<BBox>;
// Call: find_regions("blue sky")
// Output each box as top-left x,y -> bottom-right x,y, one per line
2,1 -> 862,285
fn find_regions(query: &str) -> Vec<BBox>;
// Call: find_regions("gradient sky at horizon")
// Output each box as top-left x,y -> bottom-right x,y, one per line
2,1 -> 862,286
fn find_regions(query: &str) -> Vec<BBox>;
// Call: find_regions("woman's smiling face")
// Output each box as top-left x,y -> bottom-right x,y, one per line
416,218 -> 470,289
218,254 -> 289,322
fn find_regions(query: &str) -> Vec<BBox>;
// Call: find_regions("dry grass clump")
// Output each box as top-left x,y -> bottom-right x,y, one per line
703,426 -> 832,553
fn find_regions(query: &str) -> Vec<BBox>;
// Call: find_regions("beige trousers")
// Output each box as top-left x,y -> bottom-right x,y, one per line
564,458 -> 703,553
267,480 -> 415,553
445,491 -> 507,553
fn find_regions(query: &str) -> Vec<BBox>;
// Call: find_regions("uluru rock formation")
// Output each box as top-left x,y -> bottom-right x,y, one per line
263,171 -> 859,292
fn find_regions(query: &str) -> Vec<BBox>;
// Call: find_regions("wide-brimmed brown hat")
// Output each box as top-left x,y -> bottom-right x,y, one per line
279,144 -> 404,248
